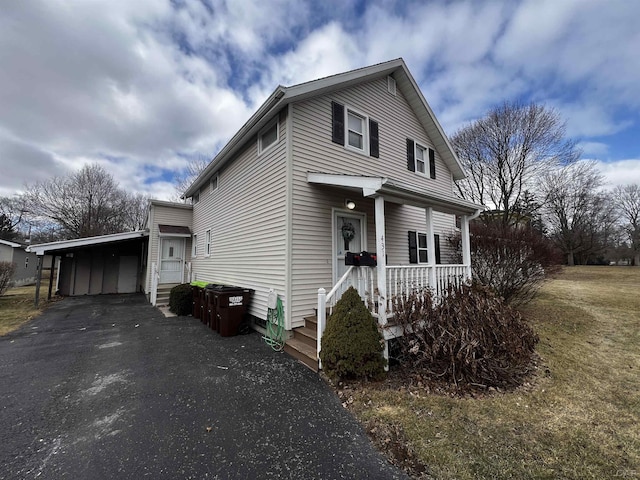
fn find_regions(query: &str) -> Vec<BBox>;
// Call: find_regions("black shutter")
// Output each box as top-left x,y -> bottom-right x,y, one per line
429,148 -> 436,179
331,101 -> 344,145
406,139 -> 415,172
408,231 -> 417,264
369,119 -> 379,158
434,234 -> 441,264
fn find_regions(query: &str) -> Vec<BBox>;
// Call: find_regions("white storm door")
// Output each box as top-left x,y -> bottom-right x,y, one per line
160,238 -> 184,284
334,212 -> 366,284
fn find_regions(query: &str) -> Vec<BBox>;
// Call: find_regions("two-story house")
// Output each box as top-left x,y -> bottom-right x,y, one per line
144,58 -> 483,369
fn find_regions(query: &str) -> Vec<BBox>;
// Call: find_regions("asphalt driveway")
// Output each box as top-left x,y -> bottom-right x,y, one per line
0,294 -> 408,479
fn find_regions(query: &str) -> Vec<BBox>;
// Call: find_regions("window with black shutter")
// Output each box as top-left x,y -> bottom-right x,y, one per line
369,119 -> 379,158
429,148 -> 436,179
406,139 -> 415,172
408,231 -> 441,264
331,101 -> 344,145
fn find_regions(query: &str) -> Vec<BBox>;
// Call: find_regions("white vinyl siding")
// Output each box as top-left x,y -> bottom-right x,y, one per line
190,112 -> 288,326
289,76 -> 458,326
145,201 -> 193,294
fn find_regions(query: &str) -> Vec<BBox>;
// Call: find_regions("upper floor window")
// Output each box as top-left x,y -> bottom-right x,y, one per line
210,175 -> 218,193
331,101 -> 379,158
192,190 -> 200,205
347,110 -> 366,152
258,119 -> 279,154
406,139 -> 436,179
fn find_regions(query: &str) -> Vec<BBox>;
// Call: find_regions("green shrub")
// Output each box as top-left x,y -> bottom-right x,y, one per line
320,286 -> 386,380
169,283 -> 192,316
393,282 -> 539,390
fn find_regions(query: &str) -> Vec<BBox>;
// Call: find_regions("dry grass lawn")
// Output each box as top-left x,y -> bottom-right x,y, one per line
345,266 -> 640,479
0,284 -> 43,335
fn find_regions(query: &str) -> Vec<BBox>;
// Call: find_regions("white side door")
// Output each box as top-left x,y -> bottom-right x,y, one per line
159,238 -> 184,284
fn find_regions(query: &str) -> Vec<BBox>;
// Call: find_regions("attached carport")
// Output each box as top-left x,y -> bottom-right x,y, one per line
27,231 -> 149,305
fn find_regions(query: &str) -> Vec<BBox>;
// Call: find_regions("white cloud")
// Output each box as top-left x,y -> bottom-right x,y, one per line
595,159 -> 640,188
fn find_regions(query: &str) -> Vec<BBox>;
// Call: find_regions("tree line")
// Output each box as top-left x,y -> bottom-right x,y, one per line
451,101 -> 640,267
0,164 -> 149,244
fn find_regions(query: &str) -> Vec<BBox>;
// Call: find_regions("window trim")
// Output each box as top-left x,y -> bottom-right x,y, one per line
204,229 -> 211,257
192,189 -> 200,205
210,174 -> 218,193
258,118 -> 279,154
192,234 -> 198,258
344,106 -> 370,156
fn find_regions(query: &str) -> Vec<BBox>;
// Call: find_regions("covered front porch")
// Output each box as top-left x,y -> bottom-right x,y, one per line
307,173 -> 483,366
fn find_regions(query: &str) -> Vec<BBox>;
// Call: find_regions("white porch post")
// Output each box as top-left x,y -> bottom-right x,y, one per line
461,214 -> 472,280
374,196 -> 387,326
425,207 -> 436,290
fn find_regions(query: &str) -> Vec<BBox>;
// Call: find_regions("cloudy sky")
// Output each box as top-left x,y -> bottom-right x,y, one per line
1,0 -> 638,200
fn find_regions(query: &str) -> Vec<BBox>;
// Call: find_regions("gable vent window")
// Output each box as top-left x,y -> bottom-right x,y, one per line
387,75 -> 396,95
408,231 -> 441,264
258,119 -> 279,154
331,101 -> 379,158
406,138 -> 436,179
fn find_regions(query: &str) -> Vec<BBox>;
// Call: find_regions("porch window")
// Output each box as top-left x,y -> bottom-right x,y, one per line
192,234 -> 198,258
408,231 -> 441,264
205,229 -> 211,257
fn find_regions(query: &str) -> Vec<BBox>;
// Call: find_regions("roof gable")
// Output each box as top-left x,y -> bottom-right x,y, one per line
184,58 -> 466,197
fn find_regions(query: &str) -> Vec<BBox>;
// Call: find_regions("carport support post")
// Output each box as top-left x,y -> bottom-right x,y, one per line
34,255 -> 44,307
47,254 -> 56,300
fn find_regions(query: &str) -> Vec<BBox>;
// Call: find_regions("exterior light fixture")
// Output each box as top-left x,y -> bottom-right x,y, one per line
345,199 -> 356,210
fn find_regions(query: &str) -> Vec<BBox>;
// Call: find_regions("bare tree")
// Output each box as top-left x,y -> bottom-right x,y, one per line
121,192 -> 150,231
614,183 -> 640,265
451,102 -> 580,225
24,163 -> 138,239
172,155 -> 210,201
541,161 -> 617,265
0,196 -> 30,241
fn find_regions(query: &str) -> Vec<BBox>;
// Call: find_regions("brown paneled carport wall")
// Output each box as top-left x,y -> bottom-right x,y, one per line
27,231 -> 149,305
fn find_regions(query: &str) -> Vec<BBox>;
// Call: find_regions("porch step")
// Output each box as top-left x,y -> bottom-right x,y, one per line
284,314 -> 319,372
155,284 -> 179,306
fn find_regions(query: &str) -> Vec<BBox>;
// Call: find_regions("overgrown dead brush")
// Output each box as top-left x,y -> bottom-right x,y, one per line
392,282 -> 538,390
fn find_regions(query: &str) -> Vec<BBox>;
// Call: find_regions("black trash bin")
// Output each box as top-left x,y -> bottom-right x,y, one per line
212,286 -> 254,337
204,284 -> 226,330
191,285 -> 203,319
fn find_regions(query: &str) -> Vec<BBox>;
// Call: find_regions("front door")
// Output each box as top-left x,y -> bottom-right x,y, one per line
160,238 -> 184,284
334,211 -> 366,284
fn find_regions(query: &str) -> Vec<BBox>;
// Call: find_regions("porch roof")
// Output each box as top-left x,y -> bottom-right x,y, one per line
158,225 -> 191,237
307,172 -> 484,216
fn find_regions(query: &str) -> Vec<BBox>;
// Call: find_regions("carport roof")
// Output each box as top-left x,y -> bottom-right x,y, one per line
27,230 -> 149,256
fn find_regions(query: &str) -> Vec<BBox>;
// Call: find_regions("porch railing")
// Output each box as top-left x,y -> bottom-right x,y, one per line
316,264 -> 468,366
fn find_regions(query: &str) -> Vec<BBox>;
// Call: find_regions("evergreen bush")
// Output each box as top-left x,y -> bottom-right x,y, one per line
169,283 -> 192,316
320,286 -> 386,380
